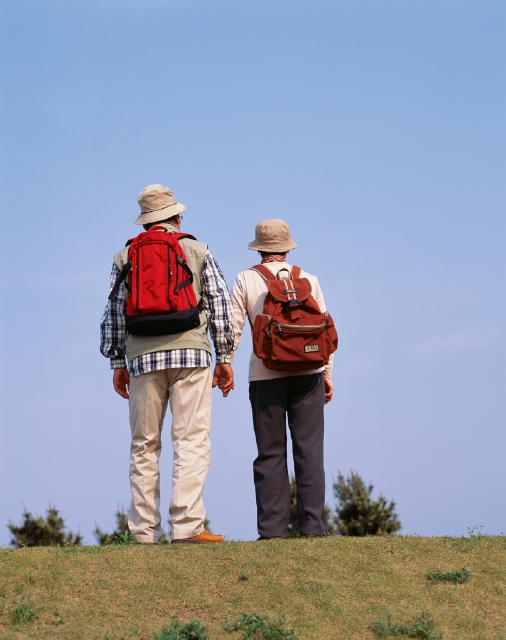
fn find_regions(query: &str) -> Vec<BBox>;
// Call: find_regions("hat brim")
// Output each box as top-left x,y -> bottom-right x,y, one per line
248,239 -> 298,252
134,202 -> 186,225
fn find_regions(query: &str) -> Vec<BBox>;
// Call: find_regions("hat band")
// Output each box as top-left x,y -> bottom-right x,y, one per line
140,202 -> 178,214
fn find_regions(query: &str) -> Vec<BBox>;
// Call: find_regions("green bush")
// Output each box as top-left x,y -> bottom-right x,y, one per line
8,507 -> 82,547
94,509 -> 130,545
332,471 -> 401,536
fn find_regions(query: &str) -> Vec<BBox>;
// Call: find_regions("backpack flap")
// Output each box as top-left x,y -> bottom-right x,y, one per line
267,279 -> 312,304
268,277 -> 310,321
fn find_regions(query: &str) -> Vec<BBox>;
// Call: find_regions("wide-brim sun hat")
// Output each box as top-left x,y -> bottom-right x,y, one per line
134,184 -> 186,225
248,219 -> 298,253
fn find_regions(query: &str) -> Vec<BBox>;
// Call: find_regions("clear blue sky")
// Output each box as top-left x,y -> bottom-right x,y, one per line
1,0 -> 504,545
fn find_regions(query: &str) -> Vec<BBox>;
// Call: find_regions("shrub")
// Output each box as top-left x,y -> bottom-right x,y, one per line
112,531 -> 137,545
8,507 -> 82,547
94,509 -> 130,545
332,471 -> 401,536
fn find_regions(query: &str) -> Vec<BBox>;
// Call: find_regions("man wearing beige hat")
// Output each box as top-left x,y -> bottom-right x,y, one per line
231,220 -> 334,539
100,184 -> 234,544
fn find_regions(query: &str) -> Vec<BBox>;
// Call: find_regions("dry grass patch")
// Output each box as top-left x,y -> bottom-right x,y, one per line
0,536 -> 504,639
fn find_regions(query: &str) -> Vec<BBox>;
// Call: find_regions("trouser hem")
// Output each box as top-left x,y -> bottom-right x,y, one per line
172,522 -> 205,541
133,534 -> 161,544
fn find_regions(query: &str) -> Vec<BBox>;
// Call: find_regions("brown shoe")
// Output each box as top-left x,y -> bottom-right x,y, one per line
171,529 -> 224,544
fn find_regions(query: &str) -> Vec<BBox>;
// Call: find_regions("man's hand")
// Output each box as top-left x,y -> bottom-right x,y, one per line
113,368 -> 130,399
212,364 -> 234,398
324,378 -> 334,404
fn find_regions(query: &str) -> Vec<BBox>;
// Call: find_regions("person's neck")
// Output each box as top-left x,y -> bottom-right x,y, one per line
261,254 -> 287,264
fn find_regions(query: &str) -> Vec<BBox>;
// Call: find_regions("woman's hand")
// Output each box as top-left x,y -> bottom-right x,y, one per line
324,377 -> 334,404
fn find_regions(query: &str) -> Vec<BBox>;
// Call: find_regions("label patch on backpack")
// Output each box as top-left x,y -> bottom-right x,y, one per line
304,344 -> 320,353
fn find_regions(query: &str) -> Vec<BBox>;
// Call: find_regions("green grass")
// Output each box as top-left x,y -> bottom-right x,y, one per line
372,611 -> 442,638
154,618 -> 209,639
225,612 -> 297,639
8,595 -> 40,626
0,536 -> 505,639
111,531 -> 137,545
425,568 -> 470,584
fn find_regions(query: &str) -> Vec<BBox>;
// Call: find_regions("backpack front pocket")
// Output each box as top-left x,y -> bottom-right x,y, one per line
269,322 -> 329,366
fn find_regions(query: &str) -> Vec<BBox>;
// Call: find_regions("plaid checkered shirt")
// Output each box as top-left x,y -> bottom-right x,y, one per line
100,250 -> 234,376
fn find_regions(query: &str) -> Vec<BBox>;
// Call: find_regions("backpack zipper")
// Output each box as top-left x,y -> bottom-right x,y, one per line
273,321 -> 327,336
174,254 -> 179,295
135,247 -> 140,313
167,246 -> 173,310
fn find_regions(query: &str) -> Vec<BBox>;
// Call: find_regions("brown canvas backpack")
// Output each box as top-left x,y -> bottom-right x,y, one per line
250,264 -> 338,372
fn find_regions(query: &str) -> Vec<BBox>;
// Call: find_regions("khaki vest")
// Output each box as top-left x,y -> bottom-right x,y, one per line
113,223 -> 211,362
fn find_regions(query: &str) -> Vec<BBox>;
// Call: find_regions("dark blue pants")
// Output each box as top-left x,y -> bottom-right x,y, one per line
249,373 -> 328,538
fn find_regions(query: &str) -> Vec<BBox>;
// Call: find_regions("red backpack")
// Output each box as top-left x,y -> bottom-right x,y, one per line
251,264 -> 338,372
108,226 -> 201,336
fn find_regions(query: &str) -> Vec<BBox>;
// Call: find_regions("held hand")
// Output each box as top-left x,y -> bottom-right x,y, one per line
212,364 -> 234,398
324,377 -> 334,404
113,368 -> 130,399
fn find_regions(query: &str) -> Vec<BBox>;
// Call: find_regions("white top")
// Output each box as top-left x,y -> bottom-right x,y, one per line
230,262 -> 334,382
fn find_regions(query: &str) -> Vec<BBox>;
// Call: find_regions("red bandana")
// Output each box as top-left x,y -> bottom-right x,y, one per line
261,254 -> 287,264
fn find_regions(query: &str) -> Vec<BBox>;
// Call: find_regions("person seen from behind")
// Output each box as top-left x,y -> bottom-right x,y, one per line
230,219 -> 337,540
100,184 -> 234,544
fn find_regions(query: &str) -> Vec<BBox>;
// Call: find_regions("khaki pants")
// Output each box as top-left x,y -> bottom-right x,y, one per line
127,366 -> 212,543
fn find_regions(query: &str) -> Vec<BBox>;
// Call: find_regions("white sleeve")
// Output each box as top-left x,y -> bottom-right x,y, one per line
324,354 -> 334,379
230,274 -> 248,362
311,276 -> 327,314
311,276 -> 333,378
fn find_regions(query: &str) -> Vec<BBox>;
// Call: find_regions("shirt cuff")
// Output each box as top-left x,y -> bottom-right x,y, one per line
323,354 -> 334,378
215,353 -> 233,365
110,356 -> 127,370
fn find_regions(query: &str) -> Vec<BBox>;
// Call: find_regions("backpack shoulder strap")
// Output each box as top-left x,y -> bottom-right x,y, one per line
167,233 -> 196,287
291,265 -> 302,279
108,260 -> 132,300
250,264 -> 276,281
170,232 -> 198,242
146,227 -> 198,242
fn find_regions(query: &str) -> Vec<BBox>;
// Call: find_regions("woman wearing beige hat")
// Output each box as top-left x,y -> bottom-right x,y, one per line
230,220 -> 334,539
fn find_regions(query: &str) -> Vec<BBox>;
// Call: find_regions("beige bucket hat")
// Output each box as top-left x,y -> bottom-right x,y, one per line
248,219 -> 298,252
134,184 -> 186,225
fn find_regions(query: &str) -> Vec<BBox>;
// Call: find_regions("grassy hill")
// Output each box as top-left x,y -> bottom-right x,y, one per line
0,535 -> 505,639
